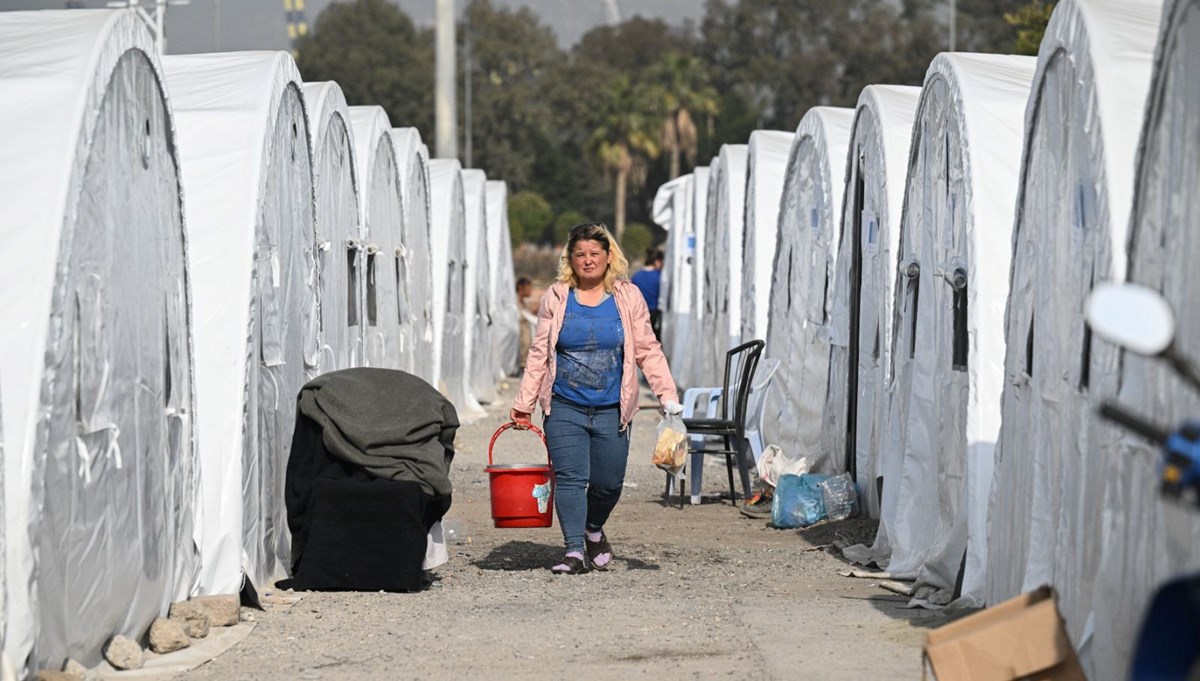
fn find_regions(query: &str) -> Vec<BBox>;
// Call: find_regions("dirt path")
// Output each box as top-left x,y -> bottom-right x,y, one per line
169,382 -> 948,680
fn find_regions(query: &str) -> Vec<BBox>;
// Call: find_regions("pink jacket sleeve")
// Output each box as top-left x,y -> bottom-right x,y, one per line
512,293 -> 553,414
625,285 -> 679,406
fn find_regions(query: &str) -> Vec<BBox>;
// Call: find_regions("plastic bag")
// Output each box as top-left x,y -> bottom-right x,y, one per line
771,473 -> 830,528
756,444 -> 810,488
818,472 -> 859,521
652,413 -> 688,478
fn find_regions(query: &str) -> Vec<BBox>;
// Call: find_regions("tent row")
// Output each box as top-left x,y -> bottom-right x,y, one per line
652,0 -> 1198,676
0,9 -> 520,675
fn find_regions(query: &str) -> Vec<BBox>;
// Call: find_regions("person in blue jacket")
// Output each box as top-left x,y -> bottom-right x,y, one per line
631,248 -> 664,339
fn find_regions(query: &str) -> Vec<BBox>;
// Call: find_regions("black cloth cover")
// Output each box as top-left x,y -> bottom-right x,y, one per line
282,368 -> 455,592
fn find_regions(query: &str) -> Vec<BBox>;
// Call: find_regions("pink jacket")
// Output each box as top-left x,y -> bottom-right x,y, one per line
513,280 -> 679,429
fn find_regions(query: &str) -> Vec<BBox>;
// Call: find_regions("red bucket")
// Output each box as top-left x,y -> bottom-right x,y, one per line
485,422 -> 554,528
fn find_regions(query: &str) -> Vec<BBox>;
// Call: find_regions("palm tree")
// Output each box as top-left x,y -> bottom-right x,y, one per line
650,53 -> 719,180
589,75 -> 661,242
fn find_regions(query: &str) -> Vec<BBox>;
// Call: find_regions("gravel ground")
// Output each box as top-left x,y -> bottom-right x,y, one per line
169,382 -> 952,681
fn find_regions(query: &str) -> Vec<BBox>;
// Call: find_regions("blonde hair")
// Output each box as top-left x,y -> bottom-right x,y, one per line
557,222 -> 629,292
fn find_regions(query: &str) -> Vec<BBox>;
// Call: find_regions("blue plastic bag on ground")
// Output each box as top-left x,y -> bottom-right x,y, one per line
771,473 -> 830,528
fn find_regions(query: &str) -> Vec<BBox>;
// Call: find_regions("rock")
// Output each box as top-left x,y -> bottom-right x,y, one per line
172,614 -> 210,639
148,618 -> 190,654
62,660 -> 87,676
34,671 -> 80,681
168,594 -> 239,627
103,635 -> 143,670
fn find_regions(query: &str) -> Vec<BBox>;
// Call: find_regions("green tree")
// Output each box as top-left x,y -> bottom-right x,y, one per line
649,53 -> 719,180
699,0 -> 943,129
621,223 -> 653,260
588,75 -> 661,243
508,190 -> 552,246
1004,1 -> 1056,55
573,17 -> 696,74
295,0 -> 435,140
550,210 -> 589,246
461,0 -> 563,191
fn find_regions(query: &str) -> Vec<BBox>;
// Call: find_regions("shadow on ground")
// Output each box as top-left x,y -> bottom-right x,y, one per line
472,540 -> 562,571
788,515 -> 964,631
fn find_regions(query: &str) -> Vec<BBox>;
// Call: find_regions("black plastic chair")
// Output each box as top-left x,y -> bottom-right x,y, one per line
667,339 -> 765,507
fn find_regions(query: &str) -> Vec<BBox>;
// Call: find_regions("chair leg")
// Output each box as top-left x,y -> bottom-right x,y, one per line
735,438 -> 754,502
723,435 -> 738,506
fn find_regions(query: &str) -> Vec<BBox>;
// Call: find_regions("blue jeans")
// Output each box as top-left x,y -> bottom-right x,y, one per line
543,397 -> 630,553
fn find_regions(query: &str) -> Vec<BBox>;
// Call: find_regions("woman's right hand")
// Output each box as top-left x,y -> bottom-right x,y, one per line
510,409 -> 532,429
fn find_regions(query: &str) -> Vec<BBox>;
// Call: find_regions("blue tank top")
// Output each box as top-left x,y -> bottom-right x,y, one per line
553,289 -> 624,406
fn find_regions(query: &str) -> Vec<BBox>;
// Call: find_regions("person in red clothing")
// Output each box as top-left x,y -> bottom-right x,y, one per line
510,223 -> 681,574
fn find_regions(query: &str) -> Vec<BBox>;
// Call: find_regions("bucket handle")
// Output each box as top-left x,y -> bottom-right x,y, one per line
488,421 -> 549,467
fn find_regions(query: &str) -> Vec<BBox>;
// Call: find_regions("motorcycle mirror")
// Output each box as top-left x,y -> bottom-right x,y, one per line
1085,282 -> 1176,356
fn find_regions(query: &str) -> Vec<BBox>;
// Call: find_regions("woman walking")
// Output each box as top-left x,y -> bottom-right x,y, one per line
511,222 -> 682,574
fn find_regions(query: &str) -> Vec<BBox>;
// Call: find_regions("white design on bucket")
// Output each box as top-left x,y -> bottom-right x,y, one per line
532,480 -> 551,514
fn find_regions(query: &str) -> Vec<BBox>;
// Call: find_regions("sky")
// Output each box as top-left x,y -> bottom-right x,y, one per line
1,0 -> 707,54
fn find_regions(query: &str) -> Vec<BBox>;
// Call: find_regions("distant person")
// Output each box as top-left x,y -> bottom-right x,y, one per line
510,222 -> 681,574
515,277 -> 537,373
631,248 -> 664,339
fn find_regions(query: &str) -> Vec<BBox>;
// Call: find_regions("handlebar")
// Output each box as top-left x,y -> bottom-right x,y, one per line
1099,401 -> 1171,446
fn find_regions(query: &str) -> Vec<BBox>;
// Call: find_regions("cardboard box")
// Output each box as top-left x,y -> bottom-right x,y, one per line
923,586 -> 1086,681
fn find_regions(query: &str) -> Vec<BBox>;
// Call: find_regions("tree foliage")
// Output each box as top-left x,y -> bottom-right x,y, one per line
295,0 -> 434,139
1004,1 -> 1056,55
300,0 -> 1032,246
508,190 -> 552,246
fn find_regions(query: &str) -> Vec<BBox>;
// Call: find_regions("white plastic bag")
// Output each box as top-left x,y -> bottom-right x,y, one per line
652,413 -> 688,478
756,444 -> 810,487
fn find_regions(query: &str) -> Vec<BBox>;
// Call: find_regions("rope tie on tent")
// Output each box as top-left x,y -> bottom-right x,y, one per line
317,239 -> 331,252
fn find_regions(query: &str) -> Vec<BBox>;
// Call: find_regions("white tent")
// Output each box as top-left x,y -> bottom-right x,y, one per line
740,130 -> 795,343
461,169 -> 497,405
486,180 -> 521,378
762,107 -> 854,469
0,11 -> 196,671
863,54 -> 1035,609
302,81 -> 362,375
165,50 -> 317,596
822,85 -> 921,515
652,174 -> 693,380
701,145 -> 749,384
390,128 -> 437,386
349,106 -> 410,372
682,167 -> 711,389
1092,0 -> 1200,669
428,159 -> 484,421
984,0 -> 1163,660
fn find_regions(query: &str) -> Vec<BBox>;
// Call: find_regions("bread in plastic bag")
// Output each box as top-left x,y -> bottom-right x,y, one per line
652,413 -> 688,478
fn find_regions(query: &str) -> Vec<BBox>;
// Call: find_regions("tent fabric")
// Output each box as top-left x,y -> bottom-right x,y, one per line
682,167 -> 711,389
348,106 -> 408,373
0,10 -> 196,672
985,2 -> 1164,661
1083,0 -> 1198,676
700,145 -> 749,385
762,107 -> 854,470
486,180 -> 520,378
740,130 -> 795,344
301,82 -> 363,375
461,169 -> 497,406
428,159 -> 483,421
651,174 -> 693,383
165,50 -> 317,596
822,85 -> 921,515
866,53 -> 1036,609
389,128 -> 437,387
